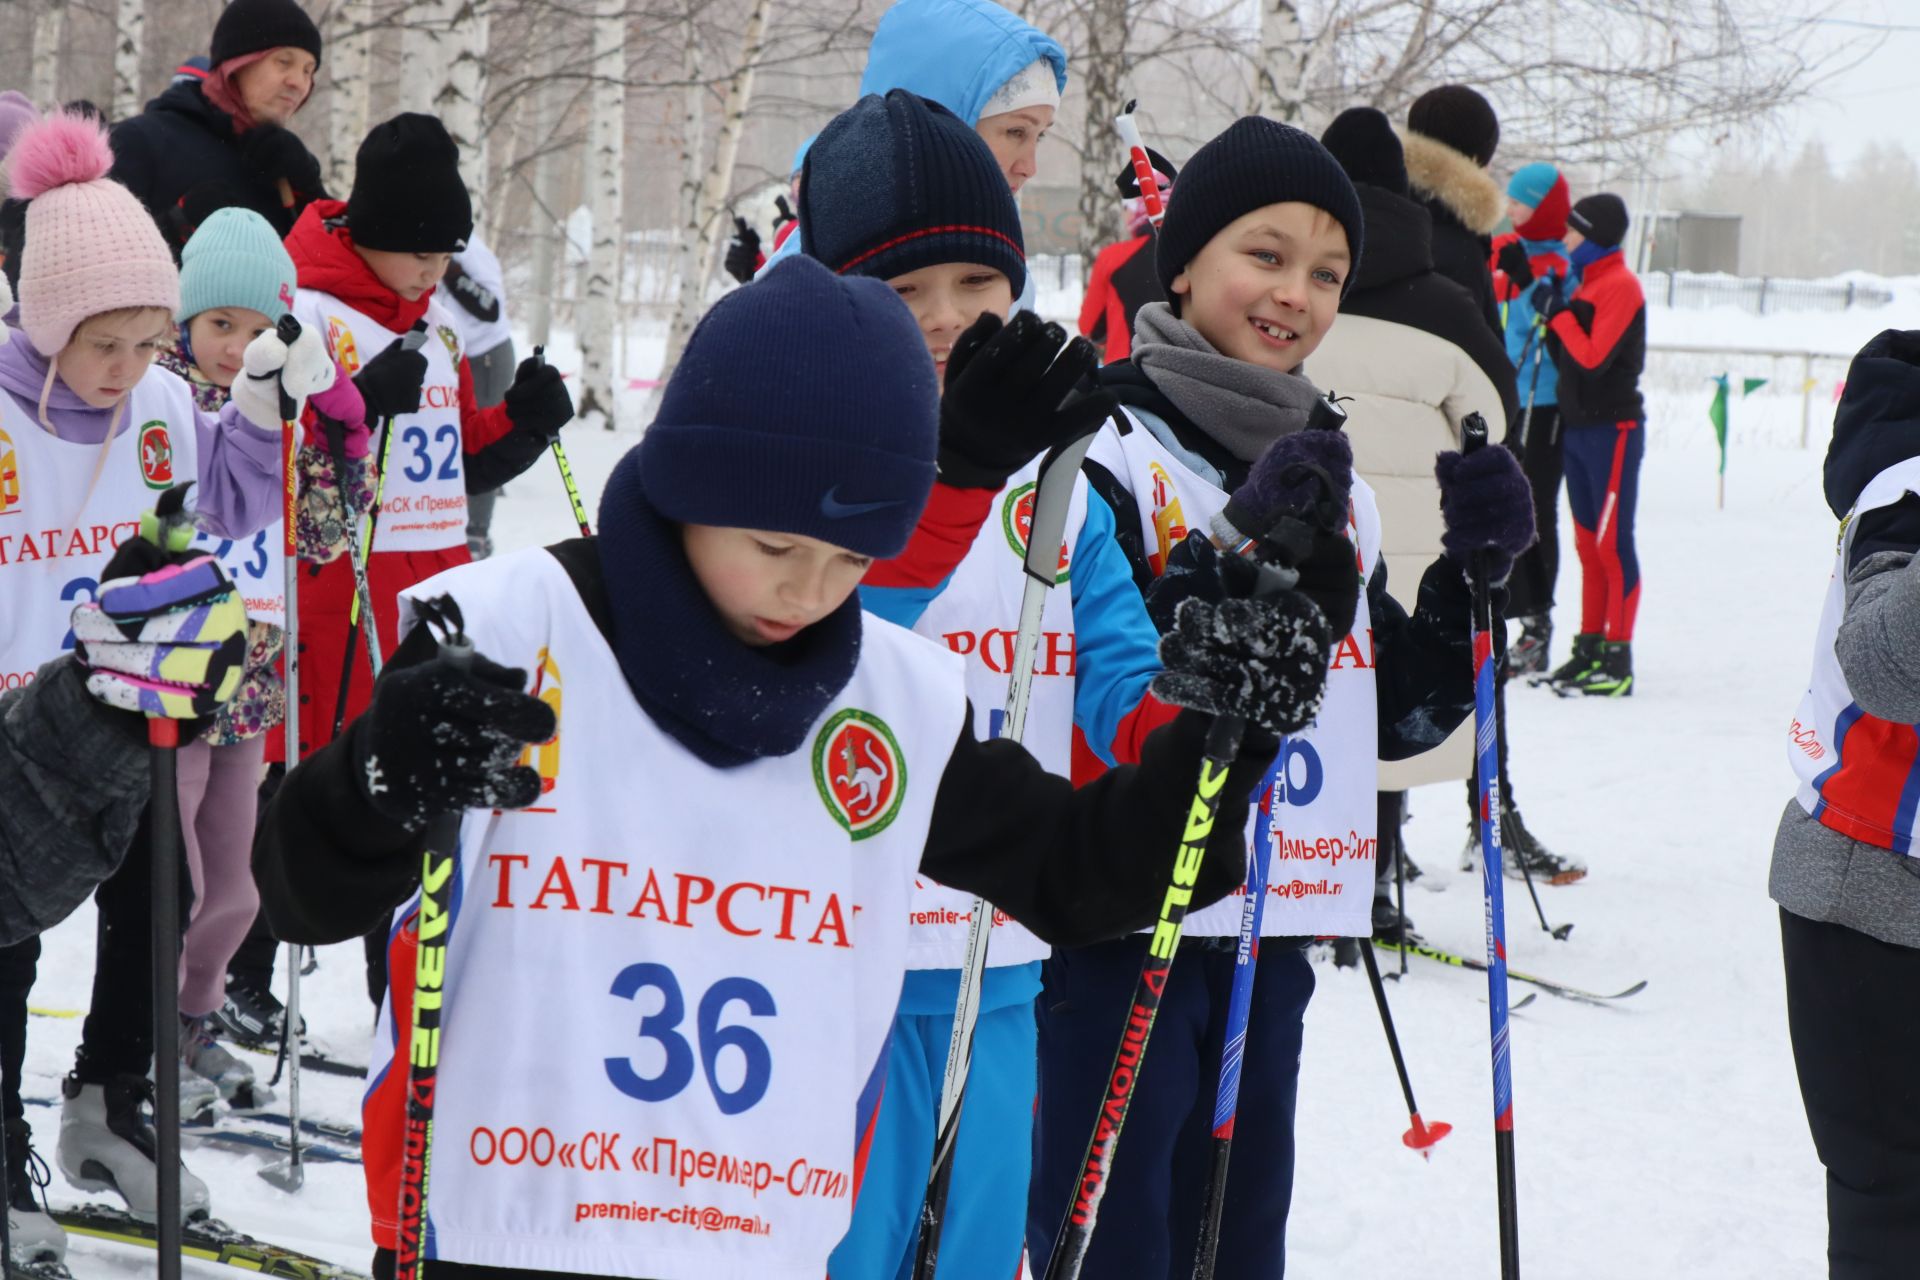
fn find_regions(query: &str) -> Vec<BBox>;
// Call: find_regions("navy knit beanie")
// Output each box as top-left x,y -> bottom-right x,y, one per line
1568,193 -> 1629,250
1155,116 -> 1365,302
800,90 -> 1027,298
634,256 -> 939,558
1320,107 -> 1408,199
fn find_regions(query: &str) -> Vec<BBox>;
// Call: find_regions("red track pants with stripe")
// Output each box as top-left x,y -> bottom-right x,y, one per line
1563,420 -> 1644,642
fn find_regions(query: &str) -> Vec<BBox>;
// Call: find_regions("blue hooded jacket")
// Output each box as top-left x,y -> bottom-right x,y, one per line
860,0 -> 1067,126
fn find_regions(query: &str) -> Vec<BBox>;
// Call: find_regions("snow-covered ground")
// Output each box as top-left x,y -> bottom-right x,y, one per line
19,283 -> 1914,1276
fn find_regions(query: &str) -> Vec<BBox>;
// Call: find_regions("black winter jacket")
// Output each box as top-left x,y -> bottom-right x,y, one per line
1402,131 -> 1506,339
108,81 -> 325,252
253,540 -> 1274,949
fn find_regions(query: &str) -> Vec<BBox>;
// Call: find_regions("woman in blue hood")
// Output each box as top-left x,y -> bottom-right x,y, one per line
763,0 -> 1067,281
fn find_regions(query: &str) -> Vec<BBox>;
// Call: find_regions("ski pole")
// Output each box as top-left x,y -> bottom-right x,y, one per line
1495,672 -> 1572,943
331,323 -> 431,737
1394,794 -> 1408,977
149,713 -> 186,1278
1041,709 -> 1246,1280
534,345 -> 592,538
913,427 -> 1099,1280
257,313 -> 308,1194
1514,317 -> 1546,452
1463,412 -> 1521,1278
1189,753 -> 1277,1279
1113,101 -> 1165,234
394,595 -> 474,1280
1358,940 -> 1452,1157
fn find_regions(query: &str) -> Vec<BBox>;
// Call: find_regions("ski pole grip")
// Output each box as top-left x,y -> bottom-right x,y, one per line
1462,412 -> 1488,456
274,314 -> 303,422
1307,392 -> 1348,434
402,321 -> 430,353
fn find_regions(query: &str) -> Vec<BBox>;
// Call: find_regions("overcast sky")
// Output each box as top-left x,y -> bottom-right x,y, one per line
1781,0 -> 1920,164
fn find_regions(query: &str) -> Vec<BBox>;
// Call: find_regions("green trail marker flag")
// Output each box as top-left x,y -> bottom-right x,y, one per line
1743,377 -> 1768,397
1708,374 -> 1731,508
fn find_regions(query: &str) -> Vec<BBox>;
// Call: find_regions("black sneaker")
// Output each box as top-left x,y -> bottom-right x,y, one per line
1543,632 -> 1603,688
208,978 -> 303,1050
1510,615 -> 1552,675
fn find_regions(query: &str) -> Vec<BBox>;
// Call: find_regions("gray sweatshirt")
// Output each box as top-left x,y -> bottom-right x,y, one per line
1770,546 -> 1920,948
0,657 -> 151,947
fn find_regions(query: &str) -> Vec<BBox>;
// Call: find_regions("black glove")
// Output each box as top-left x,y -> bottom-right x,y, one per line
1530,275 -> 1568,321
1435,443 -> 1536,587
724,218 -> 762,285
240,124 -> 326,201
355,336 -> 429,421
352,653 -> 556,831
1152,593 -> 1333,736
937,312 -> 1114,489
1496,240 -> 1534,291
773,195 -> 796,230
503,356 -> 573,438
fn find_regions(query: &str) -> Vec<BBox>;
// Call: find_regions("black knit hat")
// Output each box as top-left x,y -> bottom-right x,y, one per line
801,91 -> 1026,298
1568,193 -> 1630,249
210,0 -> 323,69
1320,107 -> 1407,199
1154,116 -> 1365,302
346,113 -> 472,253
1406,85 -> 1499,167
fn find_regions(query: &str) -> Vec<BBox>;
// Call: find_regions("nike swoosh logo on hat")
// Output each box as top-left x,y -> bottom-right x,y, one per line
820,486 -> 901,519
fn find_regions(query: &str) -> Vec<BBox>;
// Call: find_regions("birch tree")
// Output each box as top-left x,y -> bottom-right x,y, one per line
660,0 -> 775,384
111,0 -> 145,123
327,0 -> 374,195
31,0 -> 67,108
406,0 -> 493,223
577,0 -> 627,428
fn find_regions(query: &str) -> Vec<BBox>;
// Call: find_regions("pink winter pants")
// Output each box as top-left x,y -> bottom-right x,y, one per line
176,735 -> 266,1018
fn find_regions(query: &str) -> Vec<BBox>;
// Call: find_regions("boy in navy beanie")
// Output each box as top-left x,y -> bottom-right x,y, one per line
1027,115 -> 1536,1278
251,252 -> 1324,1280
805,89 -> 1178,1280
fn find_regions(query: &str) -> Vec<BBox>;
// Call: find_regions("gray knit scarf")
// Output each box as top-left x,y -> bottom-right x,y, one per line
1130,302 -> 1322,461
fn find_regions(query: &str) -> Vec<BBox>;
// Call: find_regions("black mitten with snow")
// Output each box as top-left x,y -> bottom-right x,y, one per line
351,654 -> 556,831
1152,593 -> 1333,737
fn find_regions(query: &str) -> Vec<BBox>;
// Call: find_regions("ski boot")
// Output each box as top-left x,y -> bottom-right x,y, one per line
1567,642 -> 1633,697
152,1057 -> 219,1128
1509,615 -> 1552,676
4,1117 -> 65,1269
1371,895 -> 1425,950
1501,803 -> 1587,885
209,975 -> 301,1050
1541,632 -> 1602,691
183,1015 -> 273,1111
57,1074 -> 211,1224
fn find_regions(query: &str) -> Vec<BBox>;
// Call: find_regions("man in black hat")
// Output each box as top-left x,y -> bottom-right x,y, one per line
108,0 -> 328,252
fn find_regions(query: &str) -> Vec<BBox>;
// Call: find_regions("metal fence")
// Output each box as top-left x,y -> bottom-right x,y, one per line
1642,272 -> 1894,315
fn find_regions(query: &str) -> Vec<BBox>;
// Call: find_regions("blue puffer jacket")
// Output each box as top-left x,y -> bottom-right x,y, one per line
1500,235 -> 1571,408
860,0 -> 1066,125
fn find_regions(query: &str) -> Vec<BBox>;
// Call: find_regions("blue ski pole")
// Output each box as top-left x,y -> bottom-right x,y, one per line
1464,412 -> 1521,1277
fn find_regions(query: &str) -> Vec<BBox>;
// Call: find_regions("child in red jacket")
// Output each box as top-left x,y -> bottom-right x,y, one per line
282,114 -> 574,762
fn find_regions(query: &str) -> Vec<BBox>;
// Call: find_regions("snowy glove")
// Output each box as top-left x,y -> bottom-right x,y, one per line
724,218 -> 763,285
1152,594 -> 1333,737
73,549 -> 248,720
1436,443 -> 1536,587
233,323 -> 334,430
503,356 -> 573,439
1496,240 -> 1534,291
351,653 -> 556,831
353,335 -> 429,422
938,311 -> 1114,489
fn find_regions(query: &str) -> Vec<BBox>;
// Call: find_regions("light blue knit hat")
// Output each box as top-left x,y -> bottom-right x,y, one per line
177,207 -> 297,323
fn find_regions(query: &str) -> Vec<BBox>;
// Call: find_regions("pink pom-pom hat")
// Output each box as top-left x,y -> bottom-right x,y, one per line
4,111 -> 178,357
